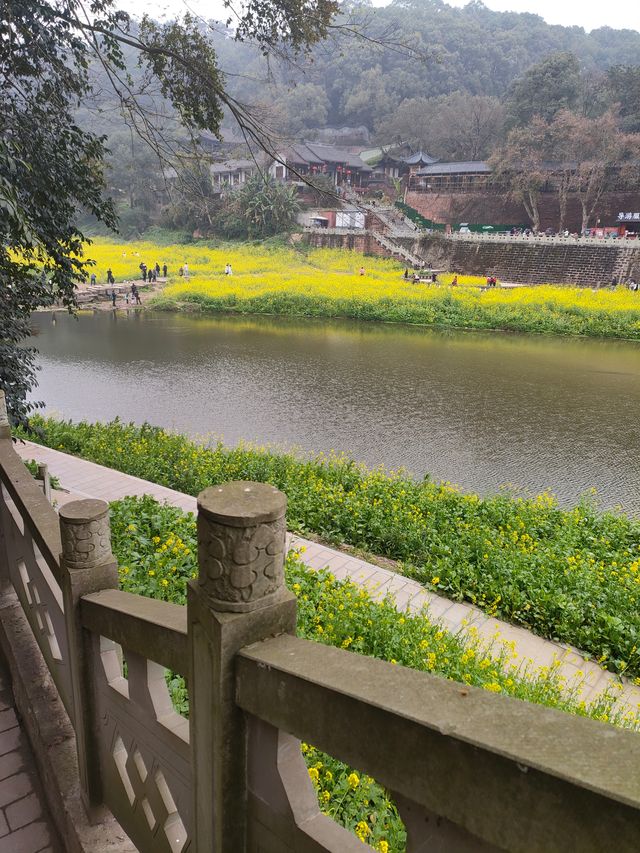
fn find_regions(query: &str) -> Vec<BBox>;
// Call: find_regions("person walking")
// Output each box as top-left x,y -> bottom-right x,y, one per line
155,262 -> 160,277
111,289 -> 117,307
142,266 -> 147,283
162,263 -> 167,278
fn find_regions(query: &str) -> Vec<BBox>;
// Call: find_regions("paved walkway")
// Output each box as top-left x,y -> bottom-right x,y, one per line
0,660 -> 60,852
15,440 -> 640,710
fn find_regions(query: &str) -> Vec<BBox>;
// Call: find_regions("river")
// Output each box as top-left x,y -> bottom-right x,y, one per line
28,310 -> 640,513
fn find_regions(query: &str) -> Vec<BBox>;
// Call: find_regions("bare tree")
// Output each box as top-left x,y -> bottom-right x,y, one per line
552,110 -> 639,231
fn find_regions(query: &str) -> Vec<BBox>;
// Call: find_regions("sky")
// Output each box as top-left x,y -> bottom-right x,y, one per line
126,0 -> 640,34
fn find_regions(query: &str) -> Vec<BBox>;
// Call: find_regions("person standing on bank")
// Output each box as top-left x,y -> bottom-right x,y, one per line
111,289 -> 117,307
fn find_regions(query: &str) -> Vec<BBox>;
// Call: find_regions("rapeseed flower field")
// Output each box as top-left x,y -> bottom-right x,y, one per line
83,237 -> 640,338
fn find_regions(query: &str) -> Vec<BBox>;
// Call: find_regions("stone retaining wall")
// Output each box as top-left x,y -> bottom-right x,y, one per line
418,234 -> 640,285
303,231 -> 640,285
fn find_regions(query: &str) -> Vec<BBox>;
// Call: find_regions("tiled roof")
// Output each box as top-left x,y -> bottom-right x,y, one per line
416,161 -> 492,176
209,160 -> 256,174
283,143 -> 372,171
403,150 -> 439,166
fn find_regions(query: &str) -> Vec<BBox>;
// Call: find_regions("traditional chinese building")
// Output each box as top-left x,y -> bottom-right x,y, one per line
410,161 -> 492,192
269,143 -> 372,187
209,160 -> 259,191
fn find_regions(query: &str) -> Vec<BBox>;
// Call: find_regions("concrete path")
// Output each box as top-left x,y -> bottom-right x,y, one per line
0,660 -> 60,853
15,439 -> 640,711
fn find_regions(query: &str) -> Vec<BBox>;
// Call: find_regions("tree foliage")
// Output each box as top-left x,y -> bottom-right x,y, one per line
0,0 -> 337,423
504,52 -> 581,128
223,177 -> 300,239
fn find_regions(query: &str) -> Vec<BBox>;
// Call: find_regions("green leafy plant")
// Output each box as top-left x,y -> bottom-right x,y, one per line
28,417 -> 640,681
22,459 -> 60,490
108,494 -> 640,852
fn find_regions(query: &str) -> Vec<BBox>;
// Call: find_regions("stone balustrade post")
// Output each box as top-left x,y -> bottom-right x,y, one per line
60,499 -> 119,815
0,392 -> 12,586
188,481 -> 297,852
36,463 -> 52,502
0,391 -> 10,440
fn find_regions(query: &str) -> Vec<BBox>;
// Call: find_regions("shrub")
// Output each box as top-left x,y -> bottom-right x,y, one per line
28,417 -> 640,680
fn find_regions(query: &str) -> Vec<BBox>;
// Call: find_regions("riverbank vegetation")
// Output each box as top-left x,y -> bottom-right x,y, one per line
110,494 -> 640,852
27,416 -> 640,680
85,238 -> 640,340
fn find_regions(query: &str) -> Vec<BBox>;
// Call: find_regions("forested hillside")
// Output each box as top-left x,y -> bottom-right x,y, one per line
76,0 -> 640,235
212,0 -> 640,137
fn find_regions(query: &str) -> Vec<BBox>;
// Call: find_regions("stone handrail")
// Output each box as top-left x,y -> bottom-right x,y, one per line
2,389 -> 640,852
80,589 -> 188,674
237,634 -> 640,852
445,231 -> 640,248
0,439 -> 64,583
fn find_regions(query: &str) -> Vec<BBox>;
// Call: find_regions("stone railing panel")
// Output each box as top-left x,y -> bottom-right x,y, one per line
89,627 -> 192,853
0,439 -> 63,580
0,484 -> 73,719
79,590 -> 192,852
246,715 -> 365,852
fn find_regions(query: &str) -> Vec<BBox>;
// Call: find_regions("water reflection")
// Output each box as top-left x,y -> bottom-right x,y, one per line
29,310 -> 640,513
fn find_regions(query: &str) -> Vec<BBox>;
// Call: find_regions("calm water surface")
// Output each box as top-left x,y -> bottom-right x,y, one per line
29,310 -> 640,513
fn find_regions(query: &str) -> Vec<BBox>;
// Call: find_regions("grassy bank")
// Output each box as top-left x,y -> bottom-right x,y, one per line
26,416 -> 640,679
83,238 -> 640,339
110,495 -> 640,853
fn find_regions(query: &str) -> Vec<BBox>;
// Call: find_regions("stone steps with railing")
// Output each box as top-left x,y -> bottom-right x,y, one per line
370,231 -> 423,267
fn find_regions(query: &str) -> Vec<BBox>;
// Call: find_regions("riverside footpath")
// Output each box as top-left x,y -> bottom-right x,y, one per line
15,439 -> 640,712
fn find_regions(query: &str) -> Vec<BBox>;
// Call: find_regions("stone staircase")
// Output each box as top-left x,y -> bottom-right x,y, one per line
612,246 -> 640,282
362,203 -> 418,239
369,231 -> 423,267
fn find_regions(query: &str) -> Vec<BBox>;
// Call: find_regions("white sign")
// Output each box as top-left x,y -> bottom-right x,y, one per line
618,212 -> 640,221
336,211 -> 365,229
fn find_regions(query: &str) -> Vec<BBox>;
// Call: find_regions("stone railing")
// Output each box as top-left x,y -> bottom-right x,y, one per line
446,231 -> 640,247
2,393 -> 640,852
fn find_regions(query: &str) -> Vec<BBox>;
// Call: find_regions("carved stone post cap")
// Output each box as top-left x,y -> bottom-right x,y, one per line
198,482 -> 286,528
59,499 -> 113,569
59,499 -> 109,524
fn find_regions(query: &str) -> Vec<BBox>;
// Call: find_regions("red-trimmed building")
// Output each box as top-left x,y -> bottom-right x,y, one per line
269,143 -> 372,187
